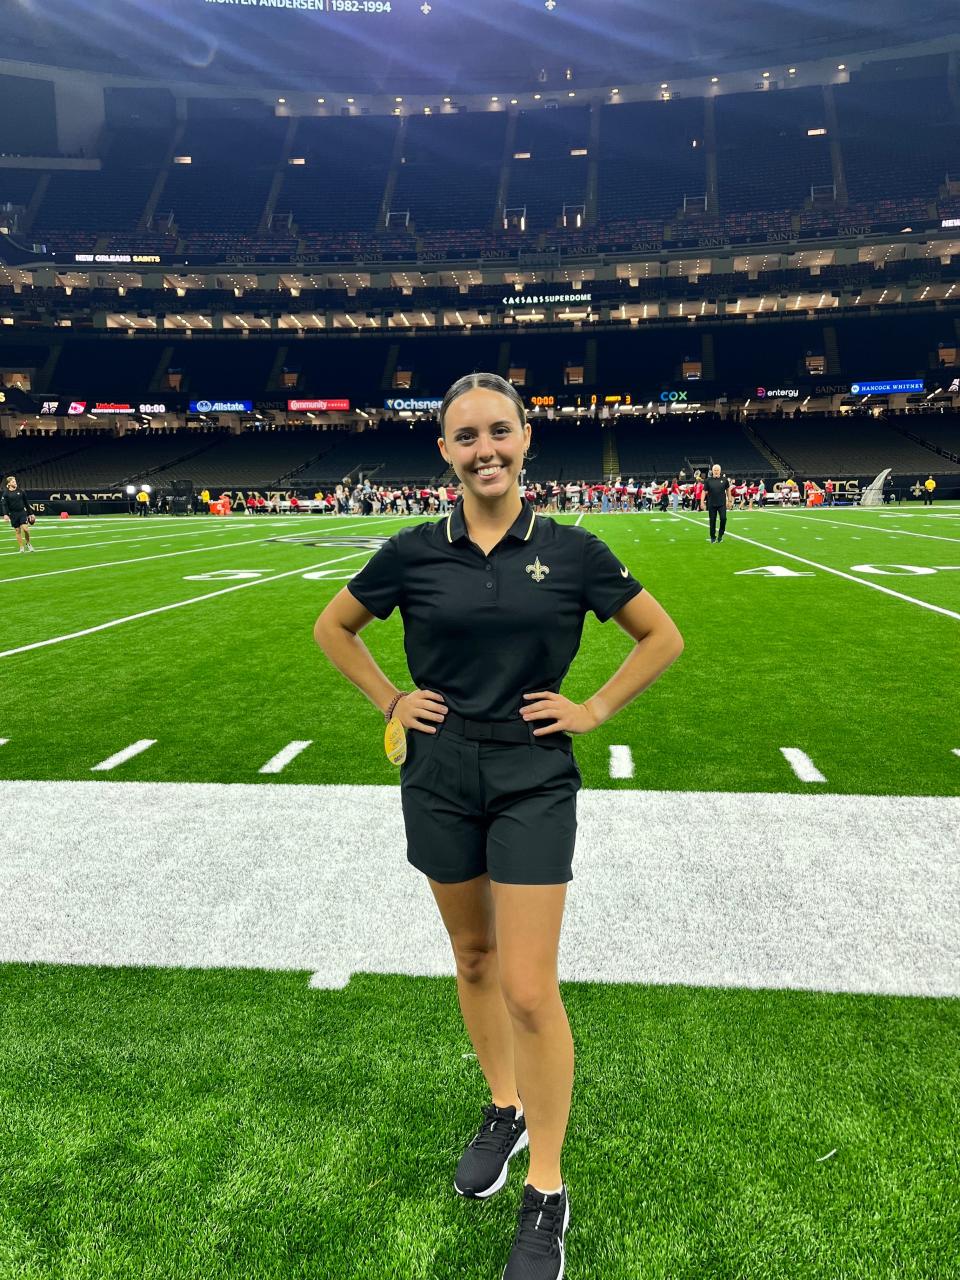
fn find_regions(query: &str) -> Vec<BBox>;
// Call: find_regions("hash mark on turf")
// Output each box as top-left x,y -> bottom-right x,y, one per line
91,740 -> 157,772
259,740 -> 313,774
609,745 -> 634,779
780,748 -> 827,784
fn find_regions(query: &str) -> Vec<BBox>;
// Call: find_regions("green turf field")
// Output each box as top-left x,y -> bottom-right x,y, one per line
2,505 -> 959,792
1,505 -> 958,1279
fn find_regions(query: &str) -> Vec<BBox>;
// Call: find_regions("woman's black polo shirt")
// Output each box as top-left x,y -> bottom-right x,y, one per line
347,498 -> 643,722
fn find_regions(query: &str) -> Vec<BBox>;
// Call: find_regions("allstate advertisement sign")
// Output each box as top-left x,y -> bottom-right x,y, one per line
849,381 -> 924,396
385,397 -> 443,412
190,399 -> 254,413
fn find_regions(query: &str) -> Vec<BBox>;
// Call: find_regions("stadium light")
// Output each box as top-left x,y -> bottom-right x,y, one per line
142,484 -> 152,494
711,77 -> 719,84
533,93 -> 542,100
837,64 -> 846,71
125,484 -> 136,495
788,67 -> 797,75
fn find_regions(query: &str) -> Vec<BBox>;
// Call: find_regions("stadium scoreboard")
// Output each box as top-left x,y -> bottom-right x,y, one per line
527,393 -> 635,410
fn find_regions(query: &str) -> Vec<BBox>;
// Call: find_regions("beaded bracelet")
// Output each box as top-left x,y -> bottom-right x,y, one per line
384,691 -> 408,722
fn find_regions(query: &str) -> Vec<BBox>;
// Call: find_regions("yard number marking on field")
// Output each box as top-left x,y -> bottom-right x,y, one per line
672,515 -> 960,622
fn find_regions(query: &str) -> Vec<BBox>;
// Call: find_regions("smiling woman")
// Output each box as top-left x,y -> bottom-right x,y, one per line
313,368 -> 684,1279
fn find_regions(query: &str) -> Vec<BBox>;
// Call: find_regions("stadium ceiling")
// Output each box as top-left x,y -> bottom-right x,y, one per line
2,0 -> 957,92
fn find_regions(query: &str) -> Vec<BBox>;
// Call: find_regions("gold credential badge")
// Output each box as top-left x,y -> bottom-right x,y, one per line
384,717 -> 407,766
525,557 -> 550,583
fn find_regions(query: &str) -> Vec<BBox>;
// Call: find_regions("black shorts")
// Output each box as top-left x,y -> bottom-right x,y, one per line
400,714 -> 581,886
10,515 -> 27,529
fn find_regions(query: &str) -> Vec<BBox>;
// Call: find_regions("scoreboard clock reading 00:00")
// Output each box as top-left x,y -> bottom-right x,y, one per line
528,394 -> 635,410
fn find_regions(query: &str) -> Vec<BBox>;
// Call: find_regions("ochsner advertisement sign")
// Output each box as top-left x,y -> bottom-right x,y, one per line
385,397 -> 443,412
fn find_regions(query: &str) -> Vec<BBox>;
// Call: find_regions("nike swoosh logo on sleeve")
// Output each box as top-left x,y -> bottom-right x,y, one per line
620,567 -> 629,578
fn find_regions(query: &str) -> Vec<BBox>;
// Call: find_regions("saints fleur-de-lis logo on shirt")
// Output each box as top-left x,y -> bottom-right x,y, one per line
525,556 -> 550,583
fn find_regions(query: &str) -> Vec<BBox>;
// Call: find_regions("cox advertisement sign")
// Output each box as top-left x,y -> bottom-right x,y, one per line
659,389 -> 690,402
849,380 -> 924,396
190,399 -> 254,413
385,397 -> 443,412
288,399 -> 350,412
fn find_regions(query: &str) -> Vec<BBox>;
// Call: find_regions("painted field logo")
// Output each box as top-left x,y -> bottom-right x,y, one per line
269,535 -> 390,550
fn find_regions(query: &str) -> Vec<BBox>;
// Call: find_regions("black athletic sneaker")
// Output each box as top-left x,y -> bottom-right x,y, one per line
502,1183 -> 571,1280
454,1103 -> 528,1199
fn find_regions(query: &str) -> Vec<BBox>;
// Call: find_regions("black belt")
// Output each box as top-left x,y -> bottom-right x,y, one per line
439,709 -> 569,747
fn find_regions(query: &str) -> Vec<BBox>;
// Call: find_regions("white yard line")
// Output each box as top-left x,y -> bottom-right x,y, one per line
575,512 -> 584,526
259,741 -> 313,774
786,512 -> 960,544
0,515 -> 397,585
0,525 -> 268,558
0,549 -> 372,660
673,513 -> 960,622
609,745 -> 634,778
780,748 -> 827,783
91,739 -> 157,772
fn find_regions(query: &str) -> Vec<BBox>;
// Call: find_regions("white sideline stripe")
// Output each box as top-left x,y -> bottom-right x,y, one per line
575,512 -> 584,527
0,549 -> 373,660
259,741 -> 313,774
609,745 -> 634,778
953,749 -> 960,758
0,738 -> 7,746
1,513 -> 401,558
780,748 -> 827,783
1,782 -> 957,997
0,525 -> 261,557
673,513 -> 960,622
788,512 -> 960,544
0,514 -> 399,584
0,534 -> 292,584
91,739 -> 157,772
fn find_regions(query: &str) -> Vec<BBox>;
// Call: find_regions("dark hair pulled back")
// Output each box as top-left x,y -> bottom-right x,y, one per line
439,372 -> 527,438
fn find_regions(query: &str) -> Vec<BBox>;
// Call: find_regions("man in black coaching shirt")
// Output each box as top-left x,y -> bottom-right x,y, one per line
2,476 -> 35,552
701,463 -> 731,543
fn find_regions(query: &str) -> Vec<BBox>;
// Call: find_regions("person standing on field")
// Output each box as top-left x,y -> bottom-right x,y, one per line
923,476 -> 936,506
313,372 -> 683,1280
2,476 -> 35,552
701,463 -> 731,543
